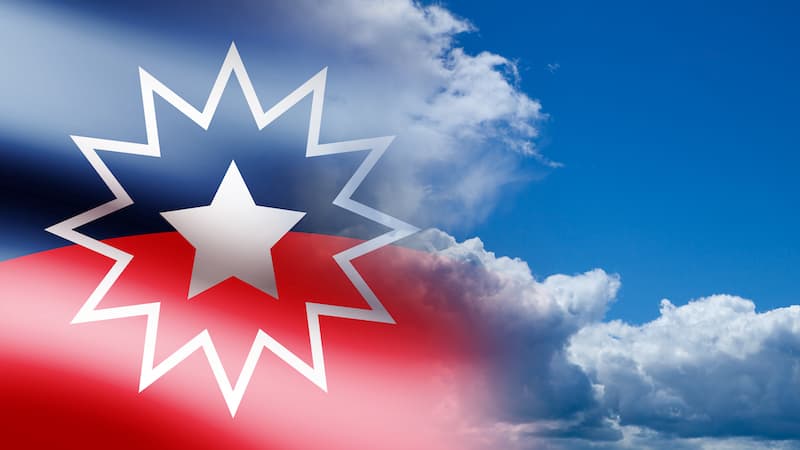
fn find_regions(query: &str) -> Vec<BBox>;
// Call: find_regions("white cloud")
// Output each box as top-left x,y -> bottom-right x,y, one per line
284,0 -> 555,226
412,229 -> 620,444
568,295 -> 800,441
416,228 -> 618,330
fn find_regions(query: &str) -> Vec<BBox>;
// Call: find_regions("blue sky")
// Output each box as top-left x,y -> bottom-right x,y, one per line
448,0 -> 800,323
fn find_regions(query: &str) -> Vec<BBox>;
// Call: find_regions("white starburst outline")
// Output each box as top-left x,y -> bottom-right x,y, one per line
46,42 -> 419,416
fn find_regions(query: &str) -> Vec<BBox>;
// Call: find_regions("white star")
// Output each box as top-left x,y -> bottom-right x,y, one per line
161,161 -> 305,299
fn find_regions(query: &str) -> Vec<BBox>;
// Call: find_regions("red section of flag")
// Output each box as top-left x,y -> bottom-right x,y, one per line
0,232 -> 490,449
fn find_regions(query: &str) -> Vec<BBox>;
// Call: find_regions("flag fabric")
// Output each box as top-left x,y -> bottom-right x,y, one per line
0,5 -> 492,448
0,232 -> 486,449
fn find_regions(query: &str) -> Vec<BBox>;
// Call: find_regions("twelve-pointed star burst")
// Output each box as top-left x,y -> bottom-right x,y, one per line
47,43 -> 418,416
160,161 -> 306,299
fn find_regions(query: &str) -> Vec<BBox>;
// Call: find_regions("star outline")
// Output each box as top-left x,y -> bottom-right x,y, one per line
46,42 -> 419,417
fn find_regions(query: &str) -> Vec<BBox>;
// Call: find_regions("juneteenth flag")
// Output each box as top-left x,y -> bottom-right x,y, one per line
0,7 -> 493,449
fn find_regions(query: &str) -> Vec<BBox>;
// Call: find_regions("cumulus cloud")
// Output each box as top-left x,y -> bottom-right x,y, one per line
415,229 -> 800,449
569,295 -> 800,441
410,229 -> 621,444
